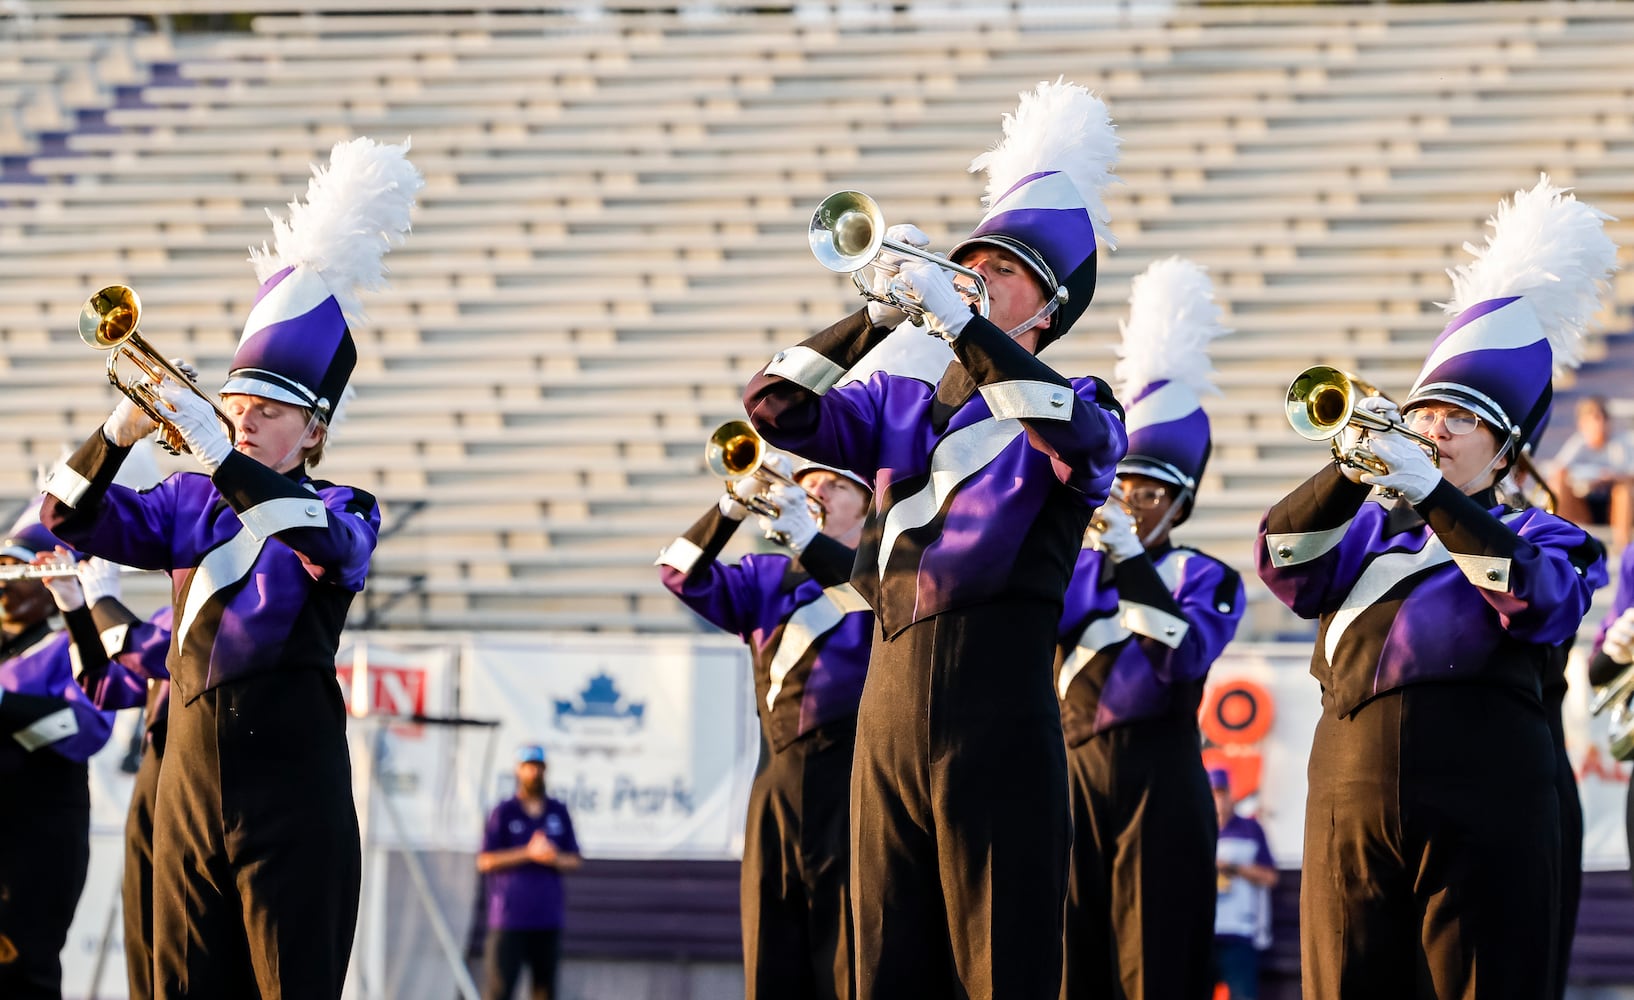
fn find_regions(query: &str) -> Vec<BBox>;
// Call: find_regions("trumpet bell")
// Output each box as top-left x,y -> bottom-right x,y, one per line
809,190 -> 884,274
1286,364 -> 1368,442
80,284 -> 142,350
706,420 -> 765,480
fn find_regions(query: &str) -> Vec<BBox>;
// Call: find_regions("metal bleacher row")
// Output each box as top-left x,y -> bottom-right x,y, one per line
2,0 -> 1633,638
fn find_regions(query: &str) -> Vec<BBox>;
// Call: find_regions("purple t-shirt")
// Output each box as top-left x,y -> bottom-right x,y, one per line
482,796 -> 579,931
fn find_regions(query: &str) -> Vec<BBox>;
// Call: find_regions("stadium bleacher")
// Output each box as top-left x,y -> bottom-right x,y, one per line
2,0 -> 1632,640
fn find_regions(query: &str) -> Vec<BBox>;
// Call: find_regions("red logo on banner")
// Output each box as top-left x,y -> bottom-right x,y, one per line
335,662 -> 428,718
1200,679 -> 1275,801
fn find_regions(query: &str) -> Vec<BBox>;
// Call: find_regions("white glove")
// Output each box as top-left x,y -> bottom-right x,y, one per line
103,396 -> 158,448
155,380 -> 232,472
36,549 -> 84,612
719,492 -> 748,521
1089,500 -> 1144,563
893,258 -> 974,342
170,358 -> 201,383
78,557 -> 123,606
1604,608 -> 1634,665
1335,397 -> 1401,484
758,484 -> 819,553
1360,432 -> 1442,504
866,224 -> 931,328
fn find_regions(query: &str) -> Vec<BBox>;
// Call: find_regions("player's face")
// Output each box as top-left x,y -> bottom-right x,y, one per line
0,557 -> 51,630
800,471 -> 870,541
1402,402 -> 1506,494
1118,473 -> 1179,549
222,394 -> 324,474
955,246 -> 1052,352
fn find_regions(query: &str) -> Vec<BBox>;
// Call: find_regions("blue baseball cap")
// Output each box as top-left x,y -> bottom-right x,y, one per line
516,744 -> 547,765
1207,767 -> 1231,791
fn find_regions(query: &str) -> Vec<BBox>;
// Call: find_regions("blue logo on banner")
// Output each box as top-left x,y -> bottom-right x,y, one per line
554,672 -> 645,732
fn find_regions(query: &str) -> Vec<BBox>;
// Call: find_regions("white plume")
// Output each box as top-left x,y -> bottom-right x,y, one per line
1115,257 -> 1231,402
249,136 -> 424,327
968,79 -> 1122,249
1443,173 -> 1619,374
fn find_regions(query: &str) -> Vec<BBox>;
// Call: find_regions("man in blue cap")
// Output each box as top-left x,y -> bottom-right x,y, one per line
477,744 -> 582,1000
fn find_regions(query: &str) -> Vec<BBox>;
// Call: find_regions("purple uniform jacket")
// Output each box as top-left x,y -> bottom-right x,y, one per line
1588,543 -> 1634,687
41,430 -> 379,701
77,602 -> 173,733
0,622 -> 115,764
1056,540 -> 1245,743
482,796 -> 580,932
1256,465 -> 1606,717
658,504 -> 871,752
743,308 -> 1127,637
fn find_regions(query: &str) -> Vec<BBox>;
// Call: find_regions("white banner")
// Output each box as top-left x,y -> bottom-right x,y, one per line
458,632 -> 759,859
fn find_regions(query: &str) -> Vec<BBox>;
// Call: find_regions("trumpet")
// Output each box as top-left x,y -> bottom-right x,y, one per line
1088,481 -> 1133,536
1591,662 -> 1634,761
1285,365 -> 1439,476
0,561 -> 146,582
809,190 -> 990,321
706,421 -> 826,535
80,284 -> 236,457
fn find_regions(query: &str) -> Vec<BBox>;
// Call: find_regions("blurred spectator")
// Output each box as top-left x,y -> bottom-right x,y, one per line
1546,396 -> 1634,549
476,745 -> 581,1000
1211,769 -> 1276,1000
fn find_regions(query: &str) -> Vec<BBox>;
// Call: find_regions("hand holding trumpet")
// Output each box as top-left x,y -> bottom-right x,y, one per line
1359,432 -> 1442,503
866,224 -> 931,329
1335,395 -> 1401,485
1086,492 -> 1143,563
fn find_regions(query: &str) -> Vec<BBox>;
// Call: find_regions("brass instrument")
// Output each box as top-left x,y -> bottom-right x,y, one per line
0,562 -> 146,583
80,285 -> 236,456
1089,481 -> 1133,536
706,421 -> 826,535
809,190 -> 990,321
1285,365 -> 1440,475
1591,662 -> 1634,761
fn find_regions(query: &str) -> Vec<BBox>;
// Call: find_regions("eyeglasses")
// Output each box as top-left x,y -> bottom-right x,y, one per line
1404,407 -> 1482,436
1121,485 -> 1171,509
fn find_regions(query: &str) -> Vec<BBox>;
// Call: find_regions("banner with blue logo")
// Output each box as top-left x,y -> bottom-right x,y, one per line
459,632 -> 759,859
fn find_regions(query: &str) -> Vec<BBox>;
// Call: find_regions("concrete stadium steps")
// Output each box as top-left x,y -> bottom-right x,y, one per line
2,2 -> 1632,635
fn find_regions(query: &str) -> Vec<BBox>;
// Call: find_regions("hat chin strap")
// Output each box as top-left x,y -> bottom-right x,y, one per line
1002,288 -> 1066,343
1456,428 -> 1519,496
273,408 -> 326,472
1140,486 -> 1192,548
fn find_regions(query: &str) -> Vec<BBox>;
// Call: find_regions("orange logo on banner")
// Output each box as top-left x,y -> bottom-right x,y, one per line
1200,679 -> 1275,801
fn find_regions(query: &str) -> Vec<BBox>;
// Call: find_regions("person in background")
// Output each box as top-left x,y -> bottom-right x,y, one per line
1210,768 -> 1276,1000
476,744 -> 583,1000
1546,395 -> 1634,551
0,505 -> 115,1000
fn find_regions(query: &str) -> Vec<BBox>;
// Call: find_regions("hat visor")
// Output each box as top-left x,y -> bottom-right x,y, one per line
949,234 -> 1058,297
1116,456 -> 1196,493
221,372 -> 320,412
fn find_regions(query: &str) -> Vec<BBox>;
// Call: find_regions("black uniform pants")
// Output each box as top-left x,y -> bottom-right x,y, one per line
742,715 -> 857,1000
850,600 -> 1070,1000
1061,714 -> 1217,1000
481,928 -> 560,1000
1545,689 -> 1580,1000
124,736 -> 162,1000
1301,684 -> 1559,1000
152,669 -> 361,1000
0,754 -> 90,1000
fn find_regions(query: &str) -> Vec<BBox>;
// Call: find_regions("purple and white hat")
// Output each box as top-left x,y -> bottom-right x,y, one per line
1405,175 -> 1619,454
791,460 -> 872,495
950,79 -> 1121,348
224,137 -> 423,420
1115,257 -> 1231,495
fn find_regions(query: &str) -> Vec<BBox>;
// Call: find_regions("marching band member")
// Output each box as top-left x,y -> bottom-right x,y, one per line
1058,258 -> 1243,1000
41,137 -> 420,1000
0,504 -> 115,1000
745,80 -> 1126,998
68,552 -> 173,1000
1256,176 -> 1616,998
657,458 -> 873,1000
1589,545 -> 1634,899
